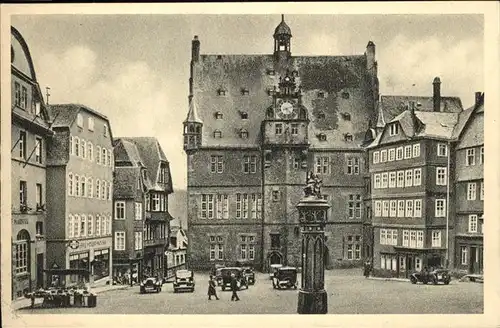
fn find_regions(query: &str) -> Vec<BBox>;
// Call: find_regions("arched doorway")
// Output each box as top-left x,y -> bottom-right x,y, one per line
267,251 -> 283,272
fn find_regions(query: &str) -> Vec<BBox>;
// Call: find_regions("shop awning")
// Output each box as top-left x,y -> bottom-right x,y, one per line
43,268 -> 90,276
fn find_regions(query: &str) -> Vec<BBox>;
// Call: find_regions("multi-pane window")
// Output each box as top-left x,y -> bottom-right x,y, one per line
114,231 -> 125,250
96,146 -> 101,164
14,82 -> 21,107
436,167 -> 447,186
404,146 -> 412,159
96,179 -> 101,199
435,199 -> 446,217
35,137 -> 42,163
210,155 -> 224,173
134,231 -> 143,250
437,143 -> 448,157
217,236 -> 224,260
348,194 -> 362,219
346,157 -> 360,175
293,157 -> 300,169
215,194 -> 229,219
354,244 -> 361,260
416,231 -> 424,248
432,231 -> 441,247
80,215 -> 87,237
115,201 -> 125,219
412,144 -> 420,158
380,150 -> 387,163
102,148 -> 107,166
413,168 -> 422,186
95,215 -> 101,236
80,176 -> 86,197
201,194 -> 215,219
87,178 -> 93,198
409,230 -> 417,248
390,200 -> 397,217
374,201 -> 382,217
397,200 -> 405,218
373,151 -> 380,164
275,123 -> 283,135
480,181 -> 484,200
36,183 -> 42,207
19,131 -> 26,159
381,173 -> 388,188
77,113 -> 84,128
88,117 -> 94,131
291,123 -> 299,135
405,200 -> 413,217
396,147 -> 403,160
480,146 -> 484,164
414,199 -> 422,217
243,155 -> 257,173
236,193 -> 249,219
81,140 -> 86,159
402,230 -> 409,247
15,232 -> 29,274
103,124 -> 108,137
347,244 -> 353,260
468,215 -> 478,233
19,181 -> 27,206
74,215 -> 80,237
388,149 -> 395,162
397,171 -> 404,188
382,200 -> 389,217
374,174 -> 381,189
380,229 -> 397,246
389,123 -> 399,136
315,156 -> 329,174
461,246 -> 468,265
389,172 -> 396,188
21,86 -> 28,109
467,183 -> 477,200
152,194 -> 160,211
240,235 -> 256,260
405,170 -> 413,187
135,202 -> 142,220
87,215 -> 93,236
75,175 -> 80,197
466,148 -> 475,166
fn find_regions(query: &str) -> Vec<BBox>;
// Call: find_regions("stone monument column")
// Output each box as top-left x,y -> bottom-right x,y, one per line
297,172 -> 329,314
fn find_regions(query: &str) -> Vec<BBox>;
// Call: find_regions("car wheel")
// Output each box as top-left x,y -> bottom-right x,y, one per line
432,278 -> 438,285
410,276 -> 417,284
444,279 -> 450,285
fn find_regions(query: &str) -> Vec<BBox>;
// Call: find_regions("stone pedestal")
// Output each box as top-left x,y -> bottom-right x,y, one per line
296,195 -> 330,314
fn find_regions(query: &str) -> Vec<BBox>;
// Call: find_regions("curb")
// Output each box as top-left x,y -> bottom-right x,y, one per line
367,277 -> 409,283
93,285 -> 130,295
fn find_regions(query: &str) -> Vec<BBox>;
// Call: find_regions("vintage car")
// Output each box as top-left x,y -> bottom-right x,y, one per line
140,277 -> 162,294
242,267 -> 255,285
211,264 -> 225,286
220,267 -> 249,291
410,268 -> 451,285
272,266 -> 298,290
269,263 -> 283,279
173,270 -> 195,293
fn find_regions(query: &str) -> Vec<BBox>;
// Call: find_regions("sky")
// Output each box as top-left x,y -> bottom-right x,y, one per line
11,14 -> 484,190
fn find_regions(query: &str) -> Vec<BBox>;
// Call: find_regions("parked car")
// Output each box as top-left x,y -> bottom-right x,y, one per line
272,266 -> 298,289
173,270 -> 195,293
211,264 -> 225,286
140,277 -> 162,294
242,266 -> 255,285
410,268 -> 451,285
220,267 -> 248,291
269,264 -> 283,279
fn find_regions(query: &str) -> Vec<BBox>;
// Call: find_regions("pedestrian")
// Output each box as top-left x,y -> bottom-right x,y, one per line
230,273 -> 240,301
364,259 -> 372,278
208,275 -> 219,300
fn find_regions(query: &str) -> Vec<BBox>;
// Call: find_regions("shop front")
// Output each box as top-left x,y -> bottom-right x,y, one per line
66,237 -> 112,286
455,236 -> 483,274
92,248 -> 110,282
393,247 -> 446,278
144,246 -> 165,279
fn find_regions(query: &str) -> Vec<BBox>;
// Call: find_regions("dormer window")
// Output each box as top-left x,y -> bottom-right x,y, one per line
240,111 -> 248,120
342,92 -> 350,99
241,88 -> 249,96
317,112 -> 326,119
215,112 -> 223,119
217,88 -> 227,96
344,133 -> 353,142
389,123 -> 399,136
317,92 -> 325,98
213,130 -> 222,138
240,129 -> 249,139
318,133 -> 327,141
342,112 -> 351,121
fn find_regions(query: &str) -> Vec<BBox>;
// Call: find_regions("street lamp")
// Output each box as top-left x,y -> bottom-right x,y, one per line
297,172 -> 329,314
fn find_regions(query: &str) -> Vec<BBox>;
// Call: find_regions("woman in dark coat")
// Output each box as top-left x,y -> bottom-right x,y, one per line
363,260 -> 372,278
208,275 -> 219,300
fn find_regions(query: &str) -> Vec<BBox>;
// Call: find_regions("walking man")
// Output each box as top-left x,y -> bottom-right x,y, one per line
230,273 -> 240,301
208,275 -> 219,300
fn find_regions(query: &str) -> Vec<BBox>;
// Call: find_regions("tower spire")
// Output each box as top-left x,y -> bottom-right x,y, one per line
282,14 -> 284,22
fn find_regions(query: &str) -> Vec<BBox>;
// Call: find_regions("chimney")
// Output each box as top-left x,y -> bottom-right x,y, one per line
409,101 -> 416,116
433,77 -> 441,112
192,35 -> 200,62
475,92 -> 482,106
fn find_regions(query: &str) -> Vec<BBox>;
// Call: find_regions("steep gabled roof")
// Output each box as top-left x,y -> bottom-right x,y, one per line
452,93 -> 484,140
114,166 -> 140,199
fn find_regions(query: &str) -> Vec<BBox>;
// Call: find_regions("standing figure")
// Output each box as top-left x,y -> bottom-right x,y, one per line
208,275 -> 219,300
230,273 -> 240,301
363,260 -> 372,278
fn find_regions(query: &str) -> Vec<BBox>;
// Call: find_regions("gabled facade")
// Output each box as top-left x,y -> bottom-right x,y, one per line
45,104 -> 114,286
165,219 -> 188,279
184,16 -> 379,271
365,77 -> 464,278
452,93 -> 484,274
11,26 -> 54,299
113,137 -> 174,281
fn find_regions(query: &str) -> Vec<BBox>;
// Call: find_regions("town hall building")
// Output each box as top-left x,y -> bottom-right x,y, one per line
183,16 -> 379,271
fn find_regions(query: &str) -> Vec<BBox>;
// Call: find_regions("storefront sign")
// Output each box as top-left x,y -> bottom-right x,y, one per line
74,238 -> 112,251
14,218 -> 28,225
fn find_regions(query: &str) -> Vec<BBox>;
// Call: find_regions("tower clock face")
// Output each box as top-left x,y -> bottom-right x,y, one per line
280,101 -> 294,115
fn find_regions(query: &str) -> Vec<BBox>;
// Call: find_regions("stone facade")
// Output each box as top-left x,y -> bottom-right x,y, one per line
184,17 -> 378,272
11,27 -> 53,299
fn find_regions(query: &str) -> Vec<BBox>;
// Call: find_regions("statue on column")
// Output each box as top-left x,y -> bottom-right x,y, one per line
304,171 -> 322,198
